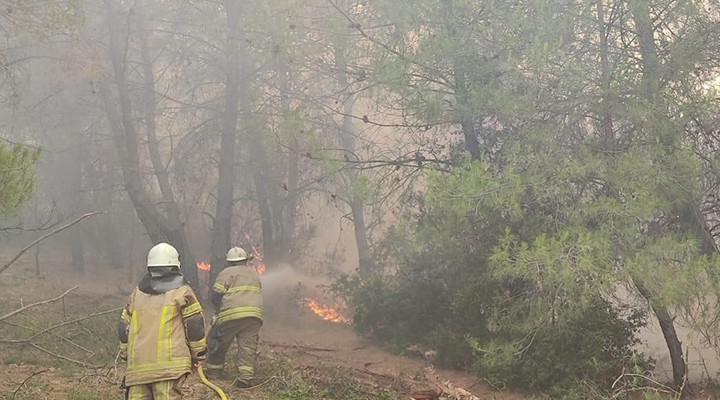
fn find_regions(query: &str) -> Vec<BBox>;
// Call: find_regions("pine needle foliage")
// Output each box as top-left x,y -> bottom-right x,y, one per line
0,142 -> 39,217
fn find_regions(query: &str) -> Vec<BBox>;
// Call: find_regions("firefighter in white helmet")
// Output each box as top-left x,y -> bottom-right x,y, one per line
118,243 -> 207,399
205,246 -> 263,388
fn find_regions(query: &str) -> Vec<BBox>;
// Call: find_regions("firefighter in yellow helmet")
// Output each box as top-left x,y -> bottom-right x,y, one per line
205,246 -> 263,388
118,243 -> 207,399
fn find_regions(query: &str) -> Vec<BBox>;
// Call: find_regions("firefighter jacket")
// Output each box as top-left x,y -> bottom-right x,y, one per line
212,265 -> 263,324
118,283 -> 206,386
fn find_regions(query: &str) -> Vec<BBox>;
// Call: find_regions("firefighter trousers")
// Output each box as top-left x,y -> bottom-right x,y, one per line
206,317 -> 262,385
126,375 -> 186,400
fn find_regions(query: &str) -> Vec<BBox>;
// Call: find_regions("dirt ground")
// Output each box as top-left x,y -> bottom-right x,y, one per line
2,256 -> 718,400
0,257 -> 518,400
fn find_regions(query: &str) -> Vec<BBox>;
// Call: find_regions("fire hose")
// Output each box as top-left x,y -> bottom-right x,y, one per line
197,364 -> 228,400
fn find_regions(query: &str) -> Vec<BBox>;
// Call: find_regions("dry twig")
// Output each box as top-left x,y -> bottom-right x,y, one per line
0,211 -> 105,275
0,286 -> 79,322
266,342 -> 337,352
0,307 -> 120,344
29,342 -> 97,368
10,368 -> 50,399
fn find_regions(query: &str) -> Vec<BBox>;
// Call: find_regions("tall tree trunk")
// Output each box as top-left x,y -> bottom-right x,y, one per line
97,166 -> 124,269
136,3 -> 197,285
350,199 -> 372,277
443,0 -> 481,160
333,36 -> 373,279
100,0 -> 197,286
274,47 -> 300,264
31,194 -> 41,278
210,0 -> 242,281
248,128 -> 280,265
635,281 -> 688,391
630,0 -> 688,391
70,129 -> 85,274
333,28 -> 374,278
454,68 -> 481,160
249,136 -> 295,266
596,0 -> 614,152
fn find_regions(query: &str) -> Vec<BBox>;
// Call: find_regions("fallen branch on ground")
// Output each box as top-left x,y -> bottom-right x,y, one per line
0,307 -> 120,344
362,362 -> 395,380
611,372 -> 677,399
0,286 -> 79,322
266,342 -> 337,352
423,367 -> 480,400
29,342 -> 98,368
11,368 -> 51,399
1,307 -> 118,358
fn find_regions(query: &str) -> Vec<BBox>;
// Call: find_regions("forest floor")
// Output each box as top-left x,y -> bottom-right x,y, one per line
0,256 -> 717,400
0,257 -> 520,400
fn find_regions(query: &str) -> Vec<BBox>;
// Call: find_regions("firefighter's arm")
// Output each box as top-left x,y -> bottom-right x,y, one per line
182,289 -> 207,361
211,271 -> 229,309
118,303 -> 131,360
210,291 -> 223,309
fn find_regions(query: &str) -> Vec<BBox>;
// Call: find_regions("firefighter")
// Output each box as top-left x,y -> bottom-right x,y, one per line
205,246 -> 263,388
118,243 -> 207,400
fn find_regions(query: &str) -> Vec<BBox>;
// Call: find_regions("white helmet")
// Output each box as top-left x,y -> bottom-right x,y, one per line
147,243 -> 181,268
226,246 -> 249,262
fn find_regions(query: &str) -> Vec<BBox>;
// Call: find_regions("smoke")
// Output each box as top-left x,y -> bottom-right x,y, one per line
261,262 -> 347,323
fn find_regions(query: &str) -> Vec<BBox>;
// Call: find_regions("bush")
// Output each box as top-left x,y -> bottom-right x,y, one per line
334,270 -> 454,349
338,267 -> 652,396
478,296 -> 652,397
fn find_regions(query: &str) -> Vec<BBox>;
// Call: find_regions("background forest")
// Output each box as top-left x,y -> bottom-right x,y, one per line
2,0 -> 720,398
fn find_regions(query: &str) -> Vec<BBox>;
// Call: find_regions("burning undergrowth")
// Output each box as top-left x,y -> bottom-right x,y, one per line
301,298 -> 351,324
194,234 -> 352,326
256,262 -> 353,326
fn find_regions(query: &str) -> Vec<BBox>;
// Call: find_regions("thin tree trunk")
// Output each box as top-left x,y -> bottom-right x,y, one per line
249,136 -> 277,264
34,241 -> 40,278
210,0 -> 242,282
454,69 -> 481,160
100,0 -> 165,243
70,226 -> 84,274
32,194 -> 41,278
275,49 -> 300,264
443,0 -> 481,160
70,130 -> 85,274
635,281 -> 688,391
100,0 -> 197,286
596,0 -> 614,152
97,175 -> 124,268
333,35 -> 373,279
136,4 -> 197,286
629,0 -> 689,391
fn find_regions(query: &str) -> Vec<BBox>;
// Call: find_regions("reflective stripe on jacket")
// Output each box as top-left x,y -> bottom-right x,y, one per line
120,284 -> 206,386
212,266 -> 263,323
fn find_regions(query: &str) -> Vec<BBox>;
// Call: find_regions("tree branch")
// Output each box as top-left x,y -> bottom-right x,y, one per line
10,368 -> 50,399
0,307 -> 121,343
0,212 -> 105,275
0,286 -> 79,322
29,342 -> 97,368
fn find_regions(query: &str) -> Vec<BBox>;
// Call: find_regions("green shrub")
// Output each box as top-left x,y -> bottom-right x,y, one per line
478,296 -> 653,397
338,267 -> 651,397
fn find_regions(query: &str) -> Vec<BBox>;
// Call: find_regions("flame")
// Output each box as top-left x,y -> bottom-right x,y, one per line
244,233 -> 266,275
255,263 -> 266,275
303,298 -> 351,324
196,262 -> 211,271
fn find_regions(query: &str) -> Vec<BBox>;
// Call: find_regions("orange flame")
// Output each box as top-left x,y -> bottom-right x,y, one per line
196,262 -> 211,271
303,298 -> 351,324
244,233 -> 266,275
255,263 -> 266,275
